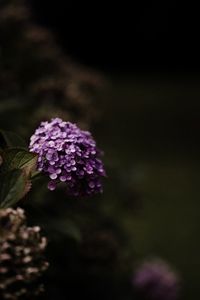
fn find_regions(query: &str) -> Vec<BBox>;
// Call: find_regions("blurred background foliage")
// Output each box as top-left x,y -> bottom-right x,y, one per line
1,0 -> 200,299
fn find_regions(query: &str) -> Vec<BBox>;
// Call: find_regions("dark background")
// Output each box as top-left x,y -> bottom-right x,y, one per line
1,1 -> 200,299
28,2 -> 200,300
30,0 -> 200,72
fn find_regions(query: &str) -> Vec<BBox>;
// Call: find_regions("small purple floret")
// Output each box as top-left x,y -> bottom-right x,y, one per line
133,259 -> 180,300
29,118 -> 106,196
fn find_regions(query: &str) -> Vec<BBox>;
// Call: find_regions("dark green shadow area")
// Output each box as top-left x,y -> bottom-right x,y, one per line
94,73 -> 200,300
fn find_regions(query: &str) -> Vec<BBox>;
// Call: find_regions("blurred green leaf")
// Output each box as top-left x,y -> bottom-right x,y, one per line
63,220 -> 81,242
0,99 -> 24,114
0,169 -> 31,208
0,148 -> 38,176
50,219 -> 81,242
0,129 -> 26,149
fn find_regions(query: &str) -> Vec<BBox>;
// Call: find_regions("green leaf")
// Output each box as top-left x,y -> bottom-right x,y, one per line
0,169 -> 31,208
0,149 -> 38,207
0,148 -> 38,176
0,129 -> 26,149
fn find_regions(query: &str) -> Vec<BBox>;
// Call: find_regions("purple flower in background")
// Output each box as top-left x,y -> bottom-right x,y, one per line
133,258 -> 180,300
29,118 -> 105,196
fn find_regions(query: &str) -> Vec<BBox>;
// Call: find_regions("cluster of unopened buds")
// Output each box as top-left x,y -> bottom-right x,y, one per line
0,208 -> 48,299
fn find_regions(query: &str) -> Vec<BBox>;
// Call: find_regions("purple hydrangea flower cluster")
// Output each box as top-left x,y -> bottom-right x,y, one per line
133,259 -> 180,300
29,118 -> 105,196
